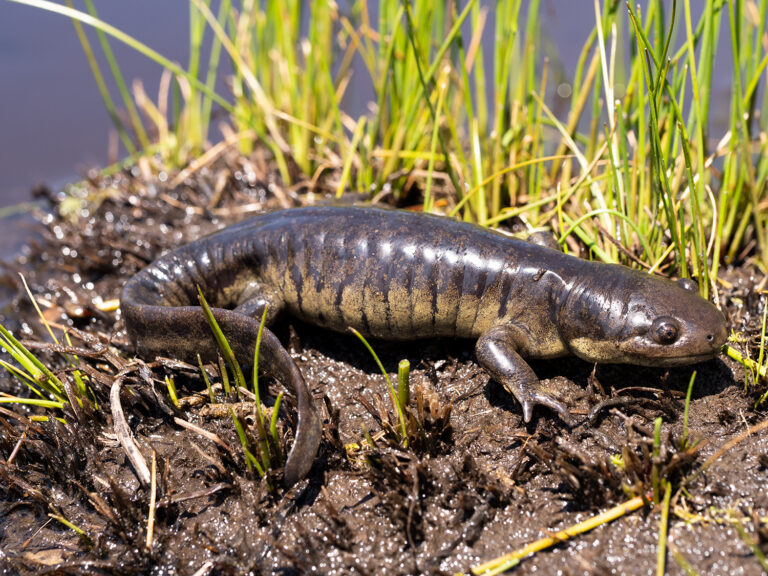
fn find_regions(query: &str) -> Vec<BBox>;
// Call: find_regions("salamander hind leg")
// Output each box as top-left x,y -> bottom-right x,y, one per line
233,283 -> 284,324
475,325 -> 571,425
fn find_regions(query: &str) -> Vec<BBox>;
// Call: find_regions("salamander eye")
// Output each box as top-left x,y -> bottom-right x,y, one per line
651,317 -> 679,345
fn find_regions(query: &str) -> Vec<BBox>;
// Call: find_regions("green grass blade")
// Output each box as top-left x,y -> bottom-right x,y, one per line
197,288 -> 246,391
349,327 -> 407,443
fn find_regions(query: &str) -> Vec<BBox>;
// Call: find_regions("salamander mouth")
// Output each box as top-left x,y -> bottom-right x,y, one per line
633,350 -> 719,367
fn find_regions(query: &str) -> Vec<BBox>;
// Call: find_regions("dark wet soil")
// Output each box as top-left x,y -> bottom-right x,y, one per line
1,150 -> 767,575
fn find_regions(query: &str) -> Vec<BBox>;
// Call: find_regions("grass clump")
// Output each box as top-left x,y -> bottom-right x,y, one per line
196,290 -> 286,486
0,324 -> 68,411
348,329 -> 452,457
0,282 -> 99,420
723,290 -> 768,401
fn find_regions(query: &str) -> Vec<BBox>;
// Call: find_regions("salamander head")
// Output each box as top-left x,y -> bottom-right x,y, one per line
560,272 -> 728,367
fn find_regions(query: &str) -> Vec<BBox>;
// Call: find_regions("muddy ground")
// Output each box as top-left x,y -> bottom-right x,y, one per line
1,151 -> 767,575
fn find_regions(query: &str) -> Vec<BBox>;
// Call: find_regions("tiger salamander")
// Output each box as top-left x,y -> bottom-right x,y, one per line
121,206 -> 728,485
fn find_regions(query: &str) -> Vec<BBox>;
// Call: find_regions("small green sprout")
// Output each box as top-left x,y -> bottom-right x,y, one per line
349,327 -> 408,445
397,359 -> 411,414
197,353 -> 215,403
197,288 -> 246,392
652,417 -> 663,505
165,375 -> 179,408
680,371 -> 697,450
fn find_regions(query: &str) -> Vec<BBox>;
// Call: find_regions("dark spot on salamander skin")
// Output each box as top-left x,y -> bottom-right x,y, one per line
314,232 -> 327,295
428,249 -> 439,328
373,249 -> 392,336
332,233 -> 350,320
498,268 -> 514,318
403,256 -> 414,335
302,229 -> 313,306
472,266 -> 488,300
334,273 -> 352,318
384,267 -> 393,337
273,232 -> 287,295
359,260 -> 372,335
286,233 -> 304,313
470,267 -> 496,332
448,254 -> 464,337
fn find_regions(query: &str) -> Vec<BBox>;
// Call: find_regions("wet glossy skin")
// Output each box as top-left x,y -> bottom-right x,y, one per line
121,206 -> 728,485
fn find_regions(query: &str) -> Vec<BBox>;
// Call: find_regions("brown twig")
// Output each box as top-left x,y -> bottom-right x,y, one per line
110,373 -> 151,485
173,416 -> 234,455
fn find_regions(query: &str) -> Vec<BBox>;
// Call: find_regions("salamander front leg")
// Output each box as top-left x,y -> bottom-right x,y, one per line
475,325 -> 571,424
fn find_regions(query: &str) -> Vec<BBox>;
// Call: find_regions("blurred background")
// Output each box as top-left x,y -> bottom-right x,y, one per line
1,2 -> 188,209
